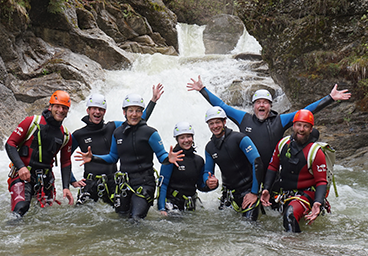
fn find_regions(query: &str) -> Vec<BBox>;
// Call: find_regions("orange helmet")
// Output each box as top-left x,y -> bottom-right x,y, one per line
293,109 -> 314,126
49,90 -> 71,108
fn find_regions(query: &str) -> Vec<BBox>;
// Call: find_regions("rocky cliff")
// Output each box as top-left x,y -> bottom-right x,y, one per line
0,0 -> 178,147
235,0 -> 368,165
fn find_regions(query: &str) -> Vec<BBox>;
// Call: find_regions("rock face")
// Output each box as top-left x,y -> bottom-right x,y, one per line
0,0 -> 178,148
236,0 -> 368,159
203,14 -> 245,54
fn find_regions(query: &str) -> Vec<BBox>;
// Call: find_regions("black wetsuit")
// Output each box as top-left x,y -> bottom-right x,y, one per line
158,144 -> 206,212
93,120 -> 170,219
72,118 -> 120,205
204,127 -> 263,220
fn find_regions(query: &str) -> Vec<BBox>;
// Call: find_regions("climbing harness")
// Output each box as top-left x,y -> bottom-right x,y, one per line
113,171 -> 154,208
219,186 -> 260,213
76,173 -> 112,205
32,168 -> 60,208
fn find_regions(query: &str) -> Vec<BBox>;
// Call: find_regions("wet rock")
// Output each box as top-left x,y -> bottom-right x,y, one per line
203,14 -> 245,54
234,53 -> 262,61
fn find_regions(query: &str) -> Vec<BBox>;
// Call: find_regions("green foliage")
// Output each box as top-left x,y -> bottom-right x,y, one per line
0,0 -> 30,24
42,69 -> 49,76
48,0 -> 67,14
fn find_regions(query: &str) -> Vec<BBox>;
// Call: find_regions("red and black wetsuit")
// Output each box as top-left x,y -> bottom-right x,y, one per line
264,135 -> 327,232
5,109 -> 72,216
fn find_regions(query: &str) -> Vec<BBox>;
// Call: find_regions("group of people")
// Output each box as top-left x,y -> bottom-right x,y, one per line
5,76 -> 351,232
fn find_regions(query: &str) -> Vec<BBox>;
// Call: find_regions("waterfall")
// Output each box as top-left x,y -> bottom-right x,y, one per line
1,23 -> 365,256
64,23 -> 290,187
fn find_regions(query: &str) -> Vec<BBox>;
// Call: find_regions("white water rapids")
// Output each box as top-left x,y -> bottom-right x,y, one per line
0,24 -> 367,255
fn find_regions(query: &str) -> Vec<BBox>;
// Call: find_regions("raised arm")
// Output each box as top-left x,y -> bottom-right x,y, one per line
187,75 -> 247,126
143,83 -> 164,121
151,83 -> 164,102
280,84 -> 351,128
330,84 -> 351,101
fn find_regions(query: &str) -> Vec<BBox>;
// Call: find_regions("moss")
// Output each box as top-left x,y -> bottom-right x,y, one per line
48,0 -> 67,14
0,0 -> 30,25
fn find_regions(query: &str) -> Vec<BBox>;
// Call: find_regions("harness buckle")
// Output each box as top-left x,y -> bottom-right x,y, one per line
219,188 -> 232,210
114,194 -> 121,208
185,196 -> 195,211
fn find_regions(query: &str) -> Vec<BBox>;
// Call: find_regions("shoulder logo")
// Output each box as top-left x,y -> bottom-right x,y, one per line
117,139 -> 123,144
158,140 -> 163,146
84,138 -> 92,144
245,145 -> 253,153
245,127 -> 252,133
15,126 -> 23,136
178,165 -> 186,171
212,153 -> 218,159
317,164 -> 327,172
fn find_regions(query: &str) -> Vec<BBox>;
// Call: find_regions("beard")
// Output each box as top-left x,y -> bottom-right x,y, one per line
292,132 -> 310,145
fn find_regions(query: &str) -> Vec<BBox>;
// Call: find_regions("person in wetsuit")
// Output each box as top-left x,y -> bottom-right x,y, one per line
75,93 -> 184,220
260,110 -> 328,232
158,122 -> 209,216
70,84 -> 163,206
187,76 -> 350,183
6,90 -> 74,216
203,106 -> 263,221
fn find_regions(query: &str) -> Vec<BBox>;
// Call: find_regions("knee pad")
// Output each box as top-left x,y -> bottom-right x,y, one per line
283,205 -> 301,233
13,201 -> 30,217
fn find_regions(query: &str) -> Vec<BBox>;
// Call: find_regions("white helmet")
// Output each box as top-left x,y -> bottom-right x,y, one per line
205,106 -> 227,122
122,93 -> 145,109
173,121 -> 195,137
252,89 -> 273,103
86,93 -> 107,109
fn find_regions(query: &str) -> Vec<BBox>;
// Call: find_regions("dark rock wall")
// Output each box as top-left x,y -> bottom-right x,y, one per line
236,0 -> 368,160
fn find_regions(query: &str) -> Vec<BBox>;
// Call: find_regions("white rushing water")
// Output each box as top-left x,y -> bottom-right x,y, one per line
0,24 -> 367,256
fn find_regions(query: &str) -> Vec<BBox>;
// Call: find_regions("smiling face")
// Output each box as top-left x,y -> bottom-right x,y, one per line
49,104 -> 69,122
253,99 -> 271,121
123,106 -> 143,126
87,107 -> 106,124
177,134 -> 193,150
207,118 -> 226,138
292,121 -> 313,145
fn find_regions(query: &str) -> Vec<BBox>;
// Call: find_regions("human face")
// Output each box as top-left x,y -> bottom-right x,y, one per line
87,107 -> 106,124
123,106 -> 143,126
253,99 -> 271,121
177,134 -> 193,150
207,118 -> 226,138
49,104 -> 69,122
292,121 -> 313,145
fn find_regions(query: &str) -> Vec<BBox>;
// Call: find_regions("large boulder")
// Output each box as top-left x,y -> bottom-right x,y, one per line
203,14 -> 245,54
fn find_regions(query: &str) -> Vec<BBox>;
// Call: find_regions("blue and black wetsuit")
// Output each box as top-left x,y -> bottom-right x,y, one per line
199,87 -> 334,182
70,101 -> 156,206
204,127 -> 263,220
158,144 -> 206,212
92,120 -> 170,219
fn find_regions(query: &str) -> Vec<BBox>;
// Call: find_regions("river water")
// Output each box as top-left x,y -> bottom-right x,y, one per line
1,24 -> 367,256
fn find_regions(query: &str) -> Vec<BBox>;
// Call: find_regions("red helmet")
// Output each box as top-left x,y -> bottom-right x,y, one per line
49,90 -> 71,108
293,109 -> 314,126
